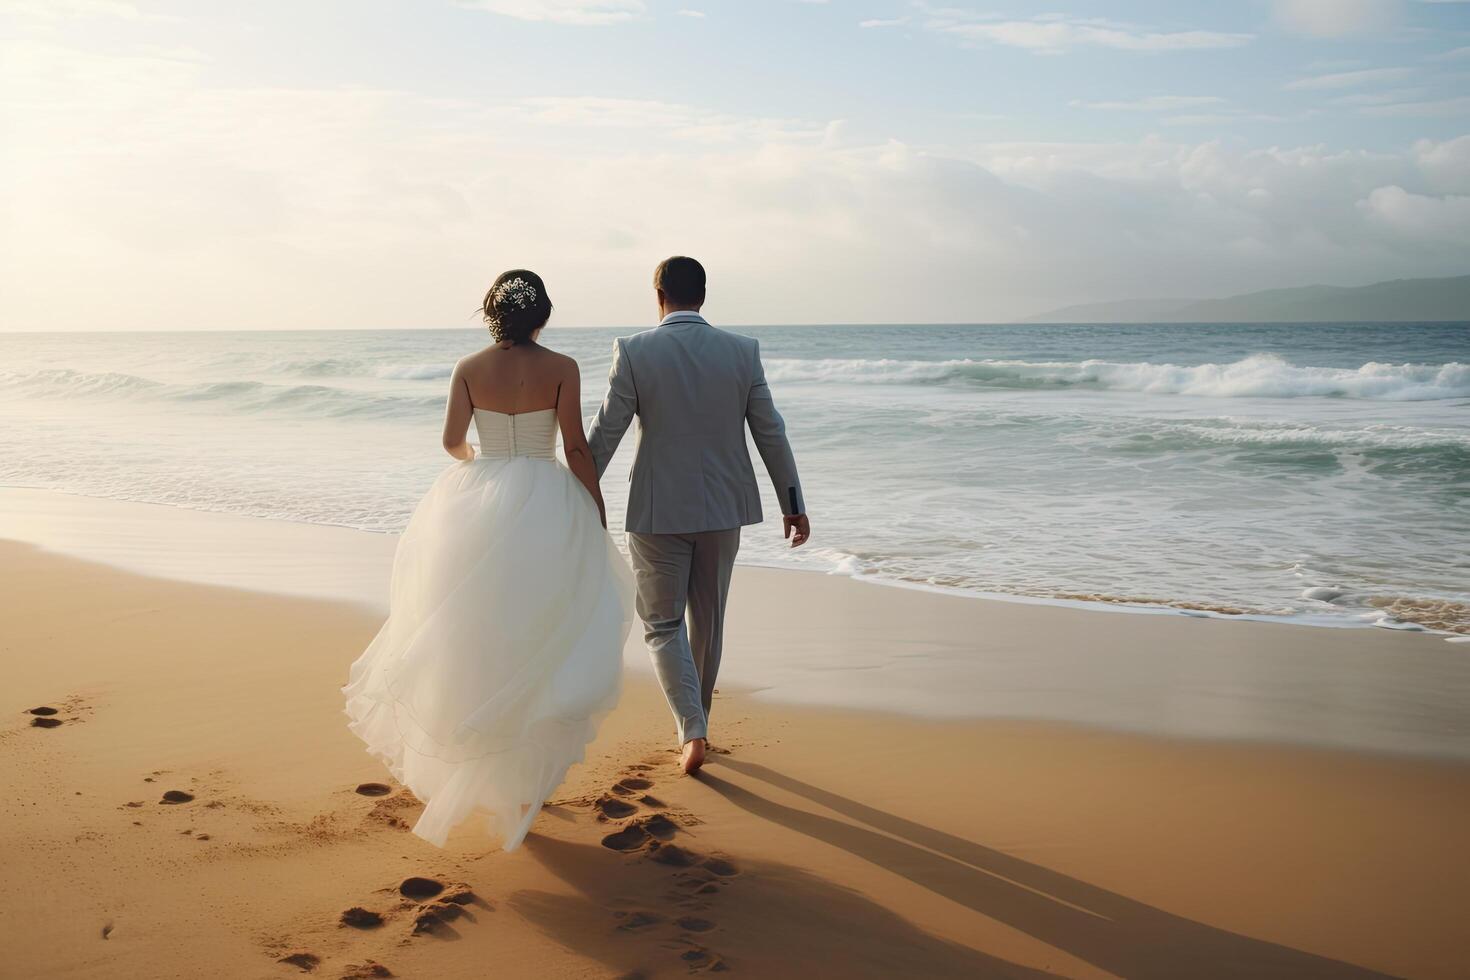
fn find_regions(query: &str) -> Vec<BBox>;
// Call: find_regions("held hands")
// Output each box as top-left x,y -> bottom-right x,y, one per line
783,513 -> 811,548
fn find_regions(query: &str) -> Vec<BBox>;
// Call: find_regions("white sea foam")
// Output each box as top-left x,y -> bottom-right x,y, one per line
0,368 -> 164,397
764,353 -> 1470,400
252,357 -> 451,381
0,368 -> 441,418
4,325 -> 1467,639
1132,420 -> 1470,452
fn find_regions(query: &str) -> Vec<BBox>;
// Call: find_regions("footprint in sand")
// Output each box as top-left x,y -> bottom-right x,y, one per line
30,717 -> 63,729
354,783 -> 392,797
700,857 -> 739,877
601,825 -> 651,852
611,776 -> 654,796
278,951 -> 320,972
159,790 -> 194,804
680,947 -> 728,969
638,794 -> 666,808
596,796 -> 638,819
27,706 -> 58,716
412,901 -> 467,935
614,910 -> 662,932
341,880 -> 478,939
441,888 -> 478,907
639,814 -> 678,841
601,813 -> 680,852
341,961 -> 394,979
340,907 -> 385,930
649,842 -> 697,868
596,810 -> 733,972
398,877 -> 444,901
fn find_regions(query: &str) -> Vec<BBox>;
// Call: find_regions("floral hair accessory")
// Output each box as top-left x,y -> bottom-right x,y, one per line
493,277 -> 538,310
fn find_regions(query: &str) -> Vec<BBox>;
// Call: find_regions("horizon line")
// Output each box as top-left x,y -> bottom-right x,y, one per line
5,318 -> 1469,335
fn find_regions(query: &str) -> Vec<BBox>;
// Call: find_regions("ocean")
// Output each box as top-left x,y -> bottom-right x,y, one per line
3,322 -> 1468,635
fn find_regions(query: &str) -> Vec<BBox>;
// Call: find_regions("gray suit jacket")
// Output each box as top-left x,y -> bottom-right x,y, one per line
588,312 -> 804,535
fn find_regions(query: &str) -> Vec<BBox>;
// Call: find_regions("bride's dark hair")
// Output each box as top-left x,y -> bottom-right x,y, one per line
481,269 -> 552,344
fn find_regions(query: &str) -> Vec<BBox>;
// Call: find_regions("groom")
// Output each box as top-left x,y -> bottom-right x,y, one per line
589,256 -> 810,775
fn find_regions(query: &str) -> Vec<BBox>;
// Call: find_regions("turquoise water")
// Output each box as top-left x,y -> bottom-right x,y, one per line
2,322 -> 1467,631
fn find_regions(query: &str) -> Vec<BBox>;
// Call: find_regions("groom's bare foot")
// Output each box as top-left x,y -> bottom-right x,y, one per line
681,738 -> 707,775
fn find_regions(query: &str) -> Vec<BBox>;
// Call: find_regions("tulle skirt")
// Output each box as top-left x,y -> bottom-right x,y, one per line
342,455 -> 634,850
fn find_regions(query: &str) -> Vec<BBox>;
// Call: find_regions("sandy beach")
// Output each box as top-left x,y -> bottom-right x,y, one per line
7,1 -> 1470,976
4,528 -> 1469,979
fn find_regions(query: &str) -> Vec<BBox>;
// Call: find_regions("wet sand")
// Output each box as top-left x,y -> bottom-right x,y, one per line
3,486 -> 1468,757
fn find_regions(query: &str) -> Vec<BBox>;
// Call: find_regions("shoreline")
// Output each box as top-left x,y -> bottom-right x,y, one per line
2,540 -> 1467,977
1,484 -> 1456,639
2,486 -> 1468,759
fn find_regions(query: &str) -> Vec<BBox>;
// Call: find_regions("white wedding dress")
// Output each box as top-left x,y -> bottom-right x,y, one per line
343,408 -> 634,850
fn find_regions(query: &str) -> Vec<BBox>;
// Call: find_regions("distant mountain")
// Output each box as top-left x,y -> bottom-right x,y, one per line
1024,275 -> 1470,324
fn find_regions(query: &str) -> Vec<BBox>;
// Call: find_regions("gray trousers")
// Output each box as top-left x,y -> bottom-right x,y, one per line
626,528 -> 741,745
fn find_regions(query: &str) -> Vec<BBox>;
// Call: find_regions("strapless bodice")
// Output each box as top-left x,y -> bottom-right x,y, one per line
474,408 -> 557,460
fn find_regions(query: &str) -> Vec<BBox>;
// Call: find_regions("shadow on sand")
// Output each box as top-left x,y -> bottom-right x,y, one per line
516,833 -> 1052,978
697,757 -> 1390,979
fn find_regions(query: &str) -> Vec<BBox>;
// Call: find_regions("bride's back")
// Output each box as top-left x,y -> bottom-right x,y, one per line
458,343 -> 572,415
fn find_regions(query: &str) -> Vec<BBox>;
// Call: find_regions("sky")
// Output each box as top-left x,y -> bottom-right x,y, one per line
1,0 -> 1467,330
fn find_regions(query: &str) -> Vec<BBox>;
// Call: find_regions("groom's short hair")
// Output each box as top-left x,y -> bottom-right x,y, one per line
654,256 -> 706,306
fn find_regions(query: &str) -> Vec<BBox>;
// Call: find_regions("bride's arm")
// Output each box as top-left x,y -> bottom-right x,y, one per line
441,360 -> 476,461
557,360 -> 607,528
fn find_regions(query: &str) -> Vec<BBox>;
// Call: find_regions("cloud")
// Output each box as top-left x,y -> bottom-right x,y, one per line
924,13 -> 1253,54
1273,0 -> 1401,37
0,0 -> 146,18
456,0 -> 644,25
1071,95 -> 1228,111
1284,67 -> 1414,89
859,17 -> 909,28
3,39 -> 1468,329
1414,134 -> 1470,192
1428,45 -> 1470,60
1359,94 -> 1470,116
510,96 -> 818,143
1359,185 -> 1470,244
675,8 -> 705,16
1069,96 -> 1300,129
1159,111 -> 1292,126
1330,87 -> 1427,105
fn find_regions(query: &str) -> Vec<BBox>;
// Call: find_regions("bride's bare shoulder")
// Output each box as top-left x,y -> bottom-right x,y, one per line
454,346 -> 495,369
531,345 -> 582,377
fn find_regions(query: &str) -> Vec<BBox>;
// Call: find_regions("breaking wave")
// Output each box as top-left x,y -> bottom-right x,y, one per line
255,357 -> 453,381
0,368 -> 441,419
764,353 -> 1470,400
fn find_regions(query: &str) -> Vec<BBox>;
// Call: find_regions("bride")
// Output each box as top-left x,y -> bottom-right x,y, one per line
342,270 -> 633,851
